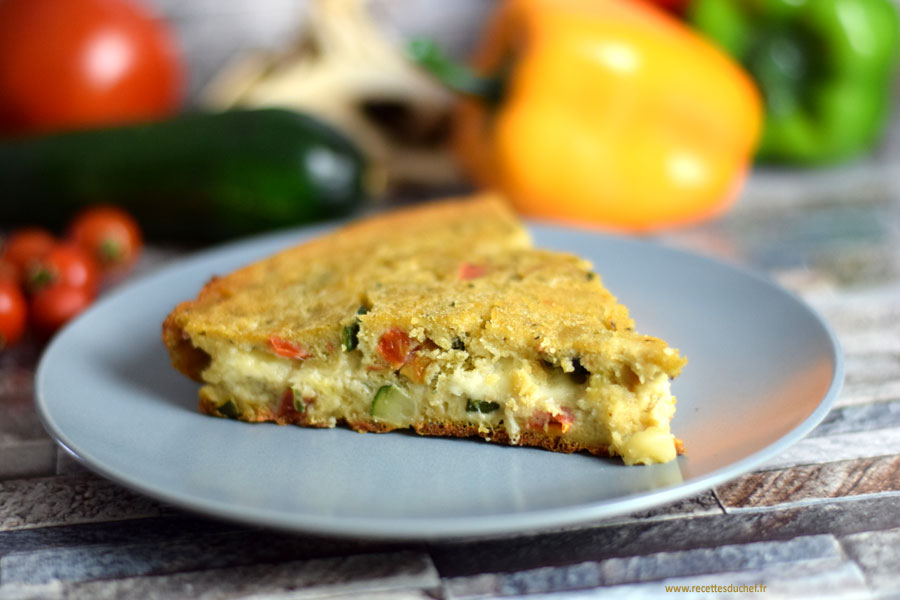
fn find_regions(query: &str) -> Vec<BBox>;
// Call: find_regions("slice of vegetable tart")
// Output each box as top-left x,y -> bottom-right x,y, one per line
163,194 -> 686,464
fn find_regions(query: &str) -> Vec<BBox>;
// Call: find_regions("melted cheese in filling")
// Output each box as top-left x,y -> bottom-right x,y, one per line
195,336 -> 678,464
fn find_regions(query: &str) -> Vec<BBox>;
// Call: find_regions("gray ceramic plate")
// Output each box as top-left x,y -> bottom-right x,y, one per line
36,222 -> 843,540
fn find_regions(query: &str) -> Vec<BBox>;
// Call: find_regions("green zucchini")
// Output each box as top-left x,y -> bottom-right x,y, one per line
0,109 -> 371,241
465,399 -> 500,414
371,384 -> 416,428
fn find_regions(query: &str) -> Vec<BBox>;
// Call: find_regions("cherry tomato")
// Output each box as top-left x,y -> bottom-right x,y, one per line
0,0 -> 183,135
26,243 -> 99,296
68,205 -> 143,276
0,280 -> 27,348
2,228 -> 56,281
30,284 -> 93,334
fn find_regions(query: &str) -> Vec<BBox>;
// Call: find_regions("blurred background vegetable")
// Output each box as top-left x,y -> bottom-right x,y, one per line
68,206 -> 143,278
201,0 -> 460,190
0,279 -> 27,349
414,0 -> 763,231
0,228 -> 56,281
688,0 -> 900,165
1,0 -> 899,349
0,0 -> 183,135
0,204 -> 145,343
25,243 -> 98,297
0,108 -> 370,241
636,0 -> 690,16
1,0 -> 898,255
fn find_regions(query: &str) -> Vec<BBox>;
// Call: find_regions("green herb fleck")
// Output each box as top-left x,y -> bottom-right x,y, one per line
342,306 -> 369,351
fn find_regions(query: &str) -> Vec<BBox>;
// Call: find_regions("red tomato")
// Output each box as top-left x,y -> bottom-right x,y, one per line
68,205 -> 143,276
0,259 -> 21,283
0,280 -> 27,348
30,284 -> 93,334
0,0 -> 183,135
2,228 -> 56,280
27,243 -> 99,296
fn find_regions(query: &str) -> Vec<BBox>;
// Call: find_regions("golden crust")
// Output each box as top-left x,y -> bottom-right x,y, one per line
165,193 -> 684,377
164,193 -> 533,369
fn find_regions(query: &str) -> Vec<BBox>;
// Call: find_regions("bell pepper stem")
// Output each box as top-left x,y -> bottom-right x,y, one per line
407,38 -> 503,103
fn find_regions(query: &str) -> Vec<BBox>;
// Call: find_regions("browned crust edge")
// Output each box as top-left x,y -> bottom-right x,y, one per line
412,421 -> 613,456
162,306 -> 210,382
198,394 -> 616,457
199,395 -> 686,459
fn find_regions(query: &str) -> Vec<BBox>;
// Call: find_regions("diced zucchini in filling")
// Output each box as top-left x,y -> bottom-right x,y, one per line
466,399 -> 500,414
371,384 -> 417,428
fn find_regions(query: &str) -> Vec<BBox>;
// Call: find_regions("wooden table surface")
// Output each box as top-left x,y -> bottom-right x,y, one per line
3,150 -> 900,600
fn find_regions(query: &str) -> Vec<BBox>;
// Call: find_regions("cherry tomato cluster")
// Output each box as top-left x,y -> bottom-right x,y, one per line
0,206 -> 143,348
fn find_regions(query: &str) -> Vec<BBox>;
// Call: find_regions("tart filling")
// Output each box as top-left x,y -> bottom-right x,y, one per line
192,318 -> 680,465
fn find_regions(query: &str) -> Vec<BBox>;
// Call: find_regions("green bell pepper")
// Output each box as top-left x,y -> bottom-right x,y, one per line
688,0 -> 900,165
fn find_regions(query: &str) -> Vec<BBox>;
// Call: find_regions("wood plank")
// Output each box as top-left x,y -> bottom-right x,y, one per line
811,399 -> 900,438
0,475 -> 164,532
757,428 -> 900,471
0,363 -> 46,444
716,455 -> 900,510
526,560 -> 867,600
805,285 -> 900,408
442,534 -> 864,598
0,515 -> 241,555
1,551 -> 439,600
428,494 -> 900,578
0,440 -> 57,481
0,530 -> 410,586
837,379 -> 900,408
840,527 -> 900,595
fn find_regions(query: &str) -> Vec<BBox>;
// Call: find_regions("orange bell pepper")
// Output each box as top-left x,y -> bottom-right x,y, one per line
418,0 -> 763,231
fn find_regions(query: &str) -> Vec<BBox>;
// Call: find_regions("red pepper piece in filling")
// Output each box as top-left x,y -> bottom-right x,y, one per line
529,408 -> 575,434
268,335 -> 312,360
277,387 -> 307,422
398,340 -> 438,384
377,328 -> 415,368
458,262 -> 487,280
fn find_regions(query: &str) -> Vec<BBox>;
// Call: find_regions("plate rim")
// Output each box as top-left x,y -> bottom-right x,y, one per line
35,220 -> 844,540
